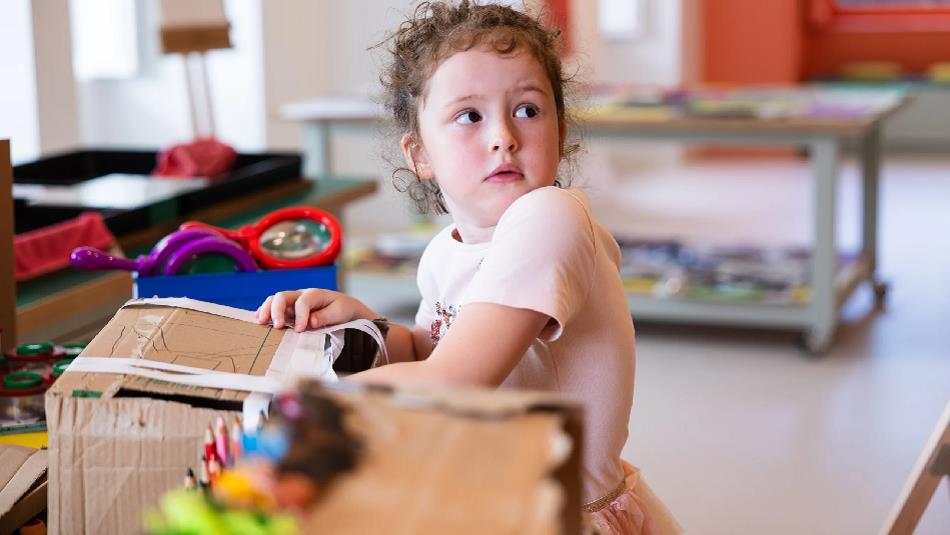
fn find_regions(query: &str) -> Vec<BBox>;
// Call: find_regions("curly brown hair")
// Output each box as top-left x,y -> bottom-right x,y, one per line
377,0 -> 578,215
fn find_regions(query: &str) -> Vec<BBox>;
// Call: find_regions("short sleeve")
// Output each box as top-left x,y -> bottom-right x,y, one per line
414,242 -> 438,332
462,187 -> 595,341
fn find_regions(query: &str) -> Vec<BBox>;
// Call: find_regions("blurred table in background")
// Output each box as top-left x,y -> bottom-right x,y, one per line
283,87 -> 910,353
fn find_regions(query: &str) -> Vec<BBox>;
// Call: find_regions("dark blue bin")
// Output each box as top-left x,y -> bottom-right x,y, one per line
133,266 -> 337,311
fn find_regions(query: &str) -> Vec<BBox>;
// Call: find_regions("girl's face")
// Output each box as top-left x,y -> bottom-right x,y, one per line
403,47 -> 564,243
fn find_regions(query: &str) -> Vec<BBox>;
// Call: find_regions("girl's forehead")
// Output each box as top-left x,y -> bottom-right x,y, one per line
422,48 -> 551,102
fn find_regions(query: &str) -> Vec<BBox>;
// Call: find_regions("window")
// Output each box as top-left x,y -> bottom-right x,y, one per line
811,0 -> 950,31
836,1 -> 950,7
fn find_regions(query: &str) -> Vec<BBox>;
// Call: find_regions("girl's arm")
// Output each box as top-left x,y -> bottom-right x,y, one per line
380,323 -> 434,364
348,302 -> 549,388
256,289 -> 430,364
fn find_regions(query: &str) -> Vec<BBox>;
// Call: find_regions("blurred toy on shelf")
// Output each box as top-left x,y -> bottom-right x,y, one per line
344,222 -> 437,278
616,237 -> 827,305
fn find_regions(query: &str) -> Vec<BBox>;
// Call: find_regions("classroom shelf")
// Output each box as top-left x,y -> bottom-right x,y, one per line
13,176 -> 377,343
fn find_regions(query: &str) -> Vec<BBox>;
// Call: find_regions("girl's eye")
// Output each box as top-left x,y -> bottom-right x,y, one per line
514,104 -> 538,118
455,110 -> 482,124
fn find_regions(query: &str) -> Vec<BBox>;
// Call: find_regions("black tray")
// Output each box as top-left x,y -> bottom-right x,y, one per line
14,148 -> 302,235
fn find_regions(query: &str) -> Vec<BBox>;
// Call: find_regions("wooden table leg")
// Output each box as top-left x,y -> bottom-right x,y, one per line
0,140 -> 16,352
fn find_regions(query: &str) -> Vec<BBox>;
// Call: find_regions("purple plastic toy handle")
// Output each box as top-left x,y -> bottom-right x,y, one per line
70,247 -> 152,273
149,228 -> 220,276
70,228 -> 223,275
163,236 -> 258,275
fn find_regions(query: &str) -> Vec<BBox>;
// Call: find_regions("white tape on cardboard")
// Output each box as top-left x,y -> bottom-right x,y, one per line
78,298 -> 388,425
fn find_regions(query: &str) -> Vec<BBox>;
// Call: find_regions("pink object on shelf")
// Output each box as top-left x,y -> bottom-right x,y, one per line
153,137 -> 237,178
15,211 -> 116,282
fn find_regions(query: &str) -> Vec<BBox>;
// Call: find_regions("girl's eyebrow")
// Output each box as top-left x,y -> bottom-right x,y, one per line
445,94 -> 480,108
516,84 -> 549,97
444,85 -> 549,108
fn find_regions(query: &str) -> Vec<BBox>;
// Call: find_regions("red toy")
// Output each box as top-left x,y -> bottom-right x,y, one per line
181,206 -> 342,269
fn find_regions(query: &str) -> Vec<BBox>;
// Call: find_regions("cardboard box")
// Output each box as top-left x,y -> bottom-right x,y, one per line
45,298 -> 381,534
296,380 -> 583,535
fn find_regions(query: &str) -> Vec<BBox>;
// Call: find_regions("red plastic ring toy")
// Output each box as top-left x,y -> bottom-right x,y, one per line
181,206 -> 342,269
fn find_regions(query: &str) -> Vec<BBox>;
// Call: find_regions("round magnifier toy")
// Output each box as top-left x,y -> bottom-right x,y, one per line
71,228 -> 258,276
181,206 -> 342,269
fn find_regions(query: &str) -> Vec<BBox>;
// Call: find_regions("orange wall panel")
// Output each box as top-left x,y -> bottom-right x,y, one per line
702,0 -> 803,84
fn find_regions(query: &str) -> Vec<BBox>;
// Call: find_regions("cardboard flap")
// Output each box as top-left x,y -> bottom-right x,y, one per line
0,445 -> 47,517
50,301 -> 286,402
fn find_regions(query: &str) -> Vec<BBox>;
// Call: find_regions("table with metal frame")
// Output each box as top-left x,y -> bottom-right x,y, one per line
282,90 -> 909,353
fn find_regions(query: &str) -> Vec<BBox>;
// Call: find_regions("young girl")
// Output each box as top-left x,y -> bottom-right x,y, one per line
258,2 -> 681,533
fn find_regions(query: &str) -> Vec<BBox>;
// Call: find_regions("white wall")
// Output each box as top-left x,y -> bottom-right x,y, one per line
570,0 -> 694,86
31,0 -> 81,156
76,0 -> 265,151
566,0 -> 700,187
261,0 -> 448,238
0,0 -> 40,164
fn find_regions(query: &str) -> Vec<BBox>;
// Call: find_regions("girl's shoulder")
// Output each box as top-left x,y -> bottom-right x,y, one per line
497,187 -> 594,240
505,186 -> 591,219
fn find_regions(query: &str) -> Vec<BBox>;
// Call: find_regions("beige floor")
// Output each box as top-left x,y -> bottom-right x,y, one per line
348,152 -> 950,534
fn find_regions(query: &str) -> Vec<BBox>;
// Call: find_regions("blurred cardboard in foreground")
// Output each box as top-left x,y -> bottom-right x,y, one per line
299,380 -> 584,535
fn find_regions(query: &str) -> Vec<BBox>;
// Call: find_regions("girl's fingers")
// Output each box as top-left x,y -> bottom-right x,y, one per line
270,291 -> 300,329
256,296 -> 273,324
263,288 -> 348,332
294,289 -> 339,332
293,290 -> 322,332
307,303 -> 330,331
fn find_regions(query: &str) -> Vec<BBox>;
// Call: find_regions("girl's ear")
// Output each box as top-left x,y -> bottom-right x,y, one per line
401,133 -> 434,180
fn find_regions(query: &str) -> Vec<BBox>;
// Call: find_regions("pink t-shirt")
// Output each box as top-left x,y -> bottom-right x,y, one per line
414,186 -> 636,502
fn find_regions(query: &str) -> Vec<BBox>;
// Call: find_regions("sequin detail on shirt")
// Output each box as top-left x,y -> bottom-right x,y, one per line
430,301 -> 458,345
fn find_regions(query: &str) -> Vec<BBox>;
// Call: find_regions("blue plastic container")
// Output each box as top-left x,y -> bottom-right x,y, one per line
133,266 -> 337,311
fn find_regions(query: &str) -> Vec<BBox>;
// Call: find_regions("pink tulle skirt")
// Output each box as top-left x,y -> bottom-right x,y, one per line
587,461 -> 683,535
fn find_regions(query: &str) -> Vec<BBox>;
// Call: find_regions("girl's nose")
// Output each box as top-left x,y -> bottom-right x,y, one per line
491,120 -> 518,153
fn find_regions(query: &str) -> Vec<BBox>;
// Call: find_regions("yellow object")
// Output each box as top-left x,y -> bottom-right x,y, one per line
216,469 -> 277,510
838,62 -> 903,82
928,62 -> 950,84
0,431 -> 47,448
578,105 -> 677,123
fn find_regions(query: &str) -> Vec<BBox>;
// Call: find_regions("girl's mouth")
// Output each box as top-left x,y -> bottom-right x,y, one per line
486,163 -> 524,182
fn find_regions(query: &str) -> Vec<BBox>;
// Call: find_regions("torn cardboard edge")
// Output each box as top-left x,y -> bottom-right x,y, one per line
0,445 -> 48,535
0,445 -> 47,516
297,380 -> 584,534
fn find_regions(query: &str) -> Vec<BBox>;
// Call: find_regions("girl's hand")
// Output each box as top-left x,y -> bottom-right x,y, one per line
256,289 -> 377,333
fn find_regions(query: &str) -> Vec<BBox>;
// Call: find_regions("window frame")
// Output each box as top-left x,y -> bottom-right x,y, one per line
810,0 -> 950,32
